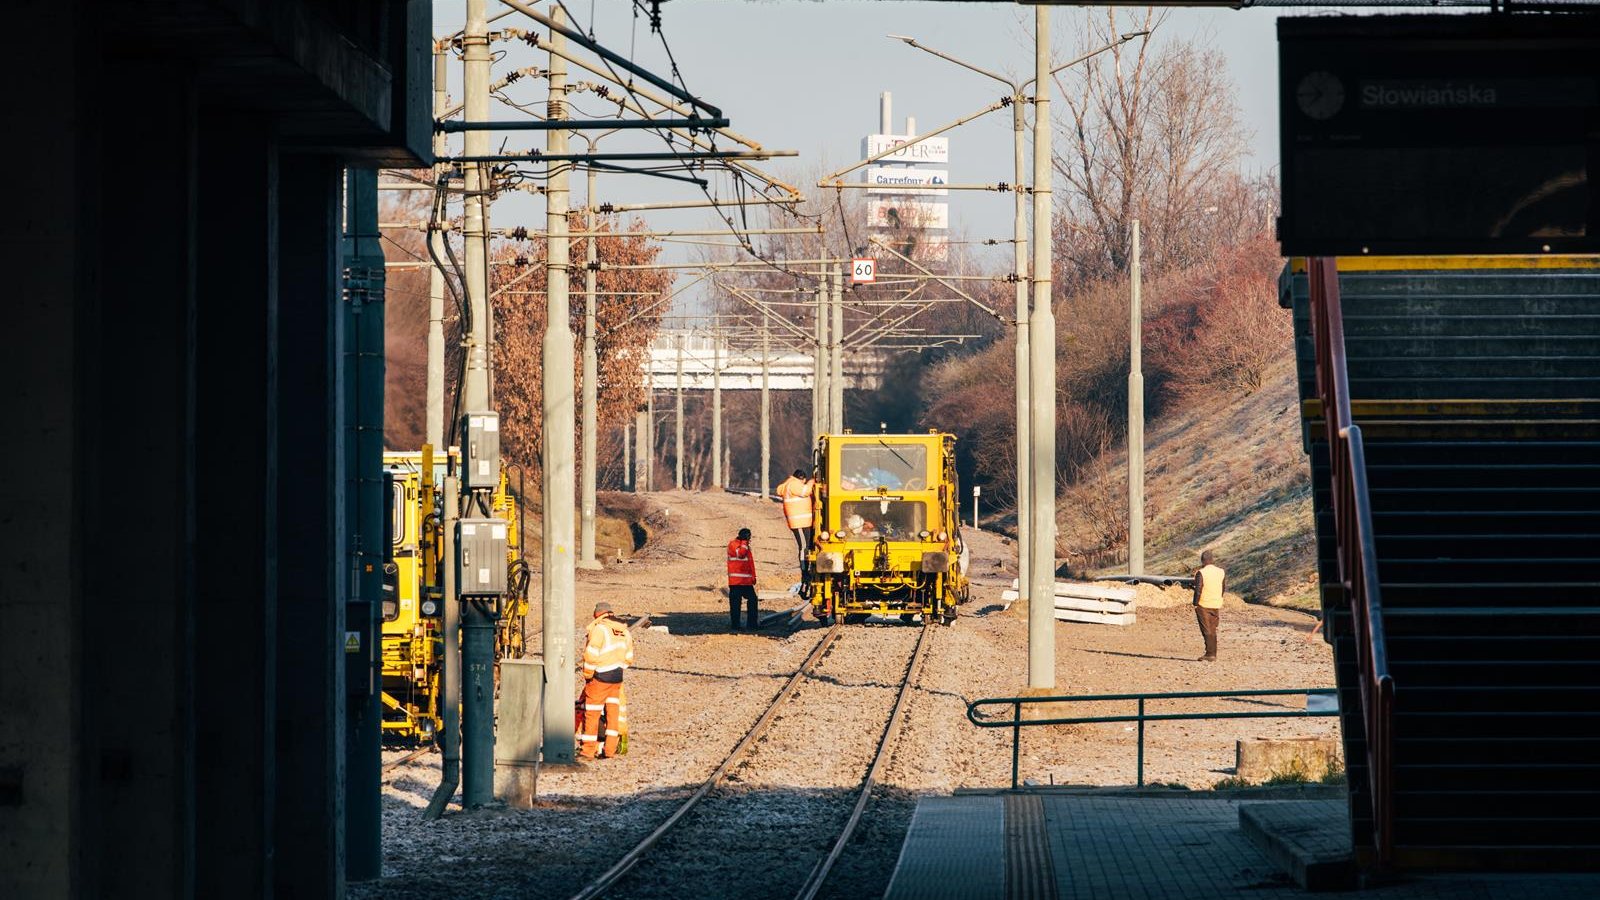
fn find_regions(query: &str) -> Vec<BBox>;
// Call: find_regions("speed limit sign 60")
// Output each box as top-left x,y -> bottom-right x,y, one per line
850,258 -> 876,284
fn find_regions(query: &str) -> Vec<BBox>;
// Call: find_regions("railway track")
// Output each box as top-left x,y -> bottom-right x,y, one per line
381,746 -> 433,774
568,619 -> 933,900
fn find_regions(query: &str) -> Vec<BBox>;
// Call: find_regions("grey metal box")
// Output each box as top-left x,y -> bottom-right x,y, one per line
462,411 -> 501,490
457,517 -> 508,596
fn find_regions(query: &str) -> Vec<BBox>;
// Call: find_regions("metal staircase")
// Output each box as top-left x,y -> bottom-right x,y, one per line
1284,256 -> 1600,870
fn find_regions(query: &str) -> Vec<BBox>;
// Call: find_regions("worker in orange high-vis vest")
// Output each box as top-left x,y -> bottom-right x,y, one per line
774,469 -> 815,570
727,527 -> 759,630
579,601 -> 634,759
1192,549 -> 1226,662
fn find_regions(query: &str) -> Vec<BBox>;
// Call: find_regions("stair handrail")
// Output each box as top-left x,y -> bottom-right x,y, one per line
1308,257 -> 1396,866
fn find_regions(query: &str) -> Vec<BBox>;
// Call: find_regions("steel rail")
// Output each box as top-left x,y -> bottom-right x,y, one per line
566,621 -> 844,900
794,623 -> 934,900
381,746 -> 433,774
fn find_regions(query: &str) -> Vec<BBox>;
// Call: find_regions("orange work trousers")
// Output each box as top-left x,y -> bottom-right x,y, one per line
579,678 -> 627,758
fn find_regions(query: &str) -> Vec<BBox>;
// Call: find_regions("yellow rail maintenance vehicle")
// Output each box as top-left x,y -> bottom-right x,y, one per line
380,448 -> 530,746
808,430 -> 970,625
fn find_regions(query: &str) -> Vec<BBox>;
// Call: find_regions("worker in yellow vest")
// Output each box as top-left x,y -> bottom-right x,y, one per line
1192,550 -> 1226,662
579,601 -> 634,759
774,469 -> 815,571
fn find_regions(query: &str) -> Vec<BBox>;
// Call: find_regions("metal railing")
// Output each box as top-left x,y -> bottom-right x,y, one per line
966,688 -> 1340,789
1308,256 -> 1396,865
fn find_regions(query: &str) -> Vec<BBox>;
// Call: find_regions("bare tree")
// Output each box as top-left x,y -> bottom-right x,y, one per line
1051,11 -> 1251,284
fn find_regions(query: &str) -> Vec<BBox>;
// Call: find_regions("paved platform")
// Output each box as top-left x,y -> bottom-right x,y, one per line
1239,800 -> 1356,891
884,792 -> 1600,899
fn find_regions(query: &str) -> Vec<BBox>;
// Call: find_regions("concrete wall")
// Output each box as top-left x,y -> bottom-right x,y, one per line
0,2 -> 427,897
3,3 -> 89,893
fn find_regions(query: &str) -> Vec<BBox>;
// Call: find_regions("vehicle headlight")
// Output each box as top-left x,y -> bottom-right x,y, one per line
936,531 -> 949,542
918,530 -> 930,540
835,530 -> 847,539
816,551 -> 847,574
920,552 -> 951,573
420,599 -> 440,617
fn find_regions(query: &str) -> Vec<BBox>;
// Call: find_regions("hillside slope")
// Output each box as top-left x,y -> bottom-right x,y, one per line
1061,357 -> 1318,610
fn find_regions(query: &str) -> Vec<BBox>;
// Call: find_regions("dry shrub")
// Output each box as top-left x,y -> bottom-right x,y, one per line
1147,234 -> 1287,401
1060,450 -> 1129,572
923,349 -> 1020,506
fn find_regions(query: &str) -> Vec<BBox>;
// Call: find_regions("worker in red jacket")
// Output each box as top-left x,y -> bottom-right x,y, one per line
726,527 -> 759,630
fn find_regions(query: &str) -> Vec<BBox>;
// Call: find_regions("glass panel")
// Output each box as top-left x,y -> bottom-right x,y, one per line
838,500 -> 927,540
391,482 -> 407,546
837,442 -> 928,490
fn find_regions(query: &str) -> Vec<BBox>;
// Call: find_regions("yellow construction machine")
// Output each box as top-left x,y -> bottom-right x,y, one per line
380,447 -> 529,745
807,430 -> 969,625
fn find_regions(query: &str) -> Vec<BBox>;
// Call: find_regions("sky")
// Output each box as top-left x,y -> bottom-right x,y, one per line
429,1 -> 1287,285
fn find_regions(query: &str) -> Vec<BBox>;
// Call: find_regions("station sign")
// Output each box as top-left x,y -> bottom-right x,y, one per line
863,134 -> 950,165
868,199 -> 949,231
864,166 -> 949,195
1278,17 -> 1600,255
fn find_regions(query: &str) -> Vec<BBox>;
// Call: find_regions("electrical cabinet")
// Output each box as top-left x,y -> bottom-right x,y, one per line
457,517 -> 508,596
462,411 -> 500,491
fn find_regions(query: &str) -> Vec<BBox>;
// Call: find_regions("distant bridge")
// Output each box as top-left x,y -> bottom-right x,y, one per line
644,332 -> 887,391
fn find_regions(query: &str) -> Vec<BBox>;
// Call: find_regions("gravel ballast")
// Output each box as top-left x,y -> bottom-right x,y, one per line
353,491 -> 1335,899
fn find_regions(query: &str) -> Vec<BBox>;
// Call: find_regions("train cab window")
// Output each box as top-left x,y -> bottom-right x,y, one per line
839,500 -> 927,540
390,481 -> 407,547
837,442 -> 928,491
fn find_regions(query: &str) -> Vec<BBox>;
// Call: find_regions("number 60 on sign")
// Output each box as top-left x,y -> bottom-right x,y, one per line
851,258 -> 875,284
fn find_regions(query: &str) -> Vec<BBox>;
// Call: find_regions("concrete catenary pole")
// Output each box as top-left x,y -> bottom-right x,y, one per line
830,266 -> 844,433
1128,219 -> 1145,576
1012,80 -> 1031,607
459,0 -> 499,805
579,166 -> 600,569
1027,5 -> 1057,691
427,46 -> 448,451
712,317 -> 723,488
813,279 -> 828,436
540,4 -> 578,766
760,310 -> 771,494
635,405 -> 650,492
646,387 -> 656,491
421,54 -> 459,825
675,334 -> 685,489
623,419 -> 632,489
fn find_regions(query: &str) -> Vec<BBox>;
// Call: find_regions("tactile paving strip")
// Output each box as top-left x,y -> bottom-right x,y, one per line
1004,794 -> 1057,900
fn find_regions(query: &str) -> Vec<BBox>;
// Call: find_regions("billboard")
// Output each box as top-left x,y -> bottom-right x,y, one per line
864,166 -> 949,195
868,199 -> 949,231
876,233 -> 949,264
863,134 -> 950,165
